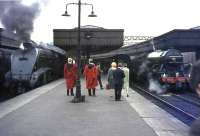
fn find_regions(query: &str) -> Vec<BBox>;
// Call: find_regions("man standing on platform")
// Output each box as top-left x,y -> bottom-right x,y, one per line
83,59 -> 98,96
64,58 -> 77,96
113,63 -> 125,101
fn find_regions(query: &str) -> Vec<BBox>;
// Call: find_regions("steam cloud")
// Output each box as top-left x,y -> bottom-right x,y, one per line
138,60 -> 166,94
138,60 -> 149,76
0,0 -> 48,41
149,78 -> 166,94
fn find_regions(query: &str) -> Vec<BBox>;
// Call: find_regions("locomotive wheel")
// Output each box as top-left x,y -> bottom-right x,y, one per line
35,76 -> 43,87
8,83 -> 18,95
43,73 -> 47,84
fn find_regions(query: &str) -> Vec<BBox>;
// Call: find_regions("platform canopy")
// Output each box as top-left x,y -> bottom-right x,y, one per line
91,28 -> 200,61
53,25 -> 124,56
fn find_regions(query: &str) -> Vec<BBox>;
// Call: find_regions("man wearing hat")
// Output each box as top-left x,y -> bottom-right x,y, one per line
64,58 -> 77,96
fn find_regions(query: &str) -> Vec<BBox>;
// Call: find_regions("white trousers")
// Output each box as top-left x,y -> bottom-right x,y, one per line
123,86 -> 129,96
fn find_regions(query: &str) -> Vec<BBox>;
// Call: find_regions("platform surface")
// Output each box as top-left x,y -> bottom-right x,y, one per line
0,78 -> 189,136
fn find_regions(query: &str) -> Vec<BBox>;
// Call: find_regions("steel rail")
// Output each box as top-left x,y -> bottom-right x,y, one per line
172,94 -> 200,107
134,85 -> 198,121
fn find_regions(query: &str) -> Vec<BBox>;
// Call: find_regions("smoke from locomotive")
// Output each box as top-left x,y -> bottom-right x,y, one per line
0,0 -> 45,41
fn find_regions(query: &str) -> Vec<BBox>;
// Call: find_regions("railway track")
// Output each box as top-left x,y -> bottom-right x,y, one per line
172,94 -> 200,107
133,85 -> 200,126
178,92 -> 200,104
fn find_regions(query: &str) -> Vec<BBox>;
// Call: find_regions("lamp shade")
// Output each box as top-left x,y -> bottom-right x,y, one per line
88,11 -> 97,17
62,11 -> 70,16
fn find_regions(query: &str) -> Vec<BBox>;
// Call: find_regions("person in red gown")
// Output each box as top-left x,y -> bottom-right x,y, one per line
83,59 -> 98,96
64,58 -> 77,96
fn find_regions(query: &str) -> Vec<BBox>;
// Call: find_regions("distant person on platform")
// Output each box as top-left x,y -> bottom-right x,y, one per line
97,63 -> 103,89
189,60 -> 200,136
107,62 -> 117,97
122,63 -> 130,97
64,58 -> 77,96
113,63 -> 125,101
83,59 -> 98,96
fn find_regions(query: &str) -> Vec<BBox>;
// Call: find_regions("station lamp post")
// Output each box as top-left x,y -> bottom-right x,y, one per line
62,0 -> 97,103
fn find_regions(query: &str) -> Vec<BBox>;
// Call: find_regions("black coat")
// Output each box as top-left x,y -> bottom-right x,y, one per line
113,68 -> 125,86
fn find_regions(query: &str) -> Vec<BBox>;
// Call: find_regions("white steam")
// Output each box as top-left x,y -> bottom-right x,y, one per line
149,78 -> 166,94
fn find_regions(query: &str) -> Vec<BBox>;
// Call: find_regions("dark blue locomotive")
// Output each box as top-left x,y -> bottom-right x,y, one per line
5,41 -> 66,93
137,49 -> 189,91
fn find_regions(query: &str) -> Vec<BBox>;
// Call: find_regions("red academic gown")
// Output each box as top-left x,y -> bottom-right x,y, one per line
64,64 -> 77,89
83,64 -> 98,89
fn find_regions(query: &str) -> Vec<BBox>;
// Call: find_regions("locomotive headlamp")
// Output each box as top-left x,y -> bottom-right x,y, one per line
162,73 -> 167,77
188,74 -> 191,78
176,72 -> 179,77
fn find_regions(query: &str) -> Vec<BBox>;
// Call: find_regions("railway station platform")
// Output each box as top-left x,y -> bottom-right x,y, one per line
0,78 -> 189,136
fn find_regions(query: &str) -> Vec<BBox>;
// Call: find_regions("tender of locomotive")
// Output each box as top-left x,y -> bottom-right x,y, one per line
6,41 -> 66,93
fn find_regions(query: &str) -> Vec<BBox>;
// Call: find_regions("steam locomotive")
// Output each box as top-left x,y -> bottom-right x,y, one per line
133,49 -> 189,91
5,41 -> 66,94
0,28 -> 66,95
